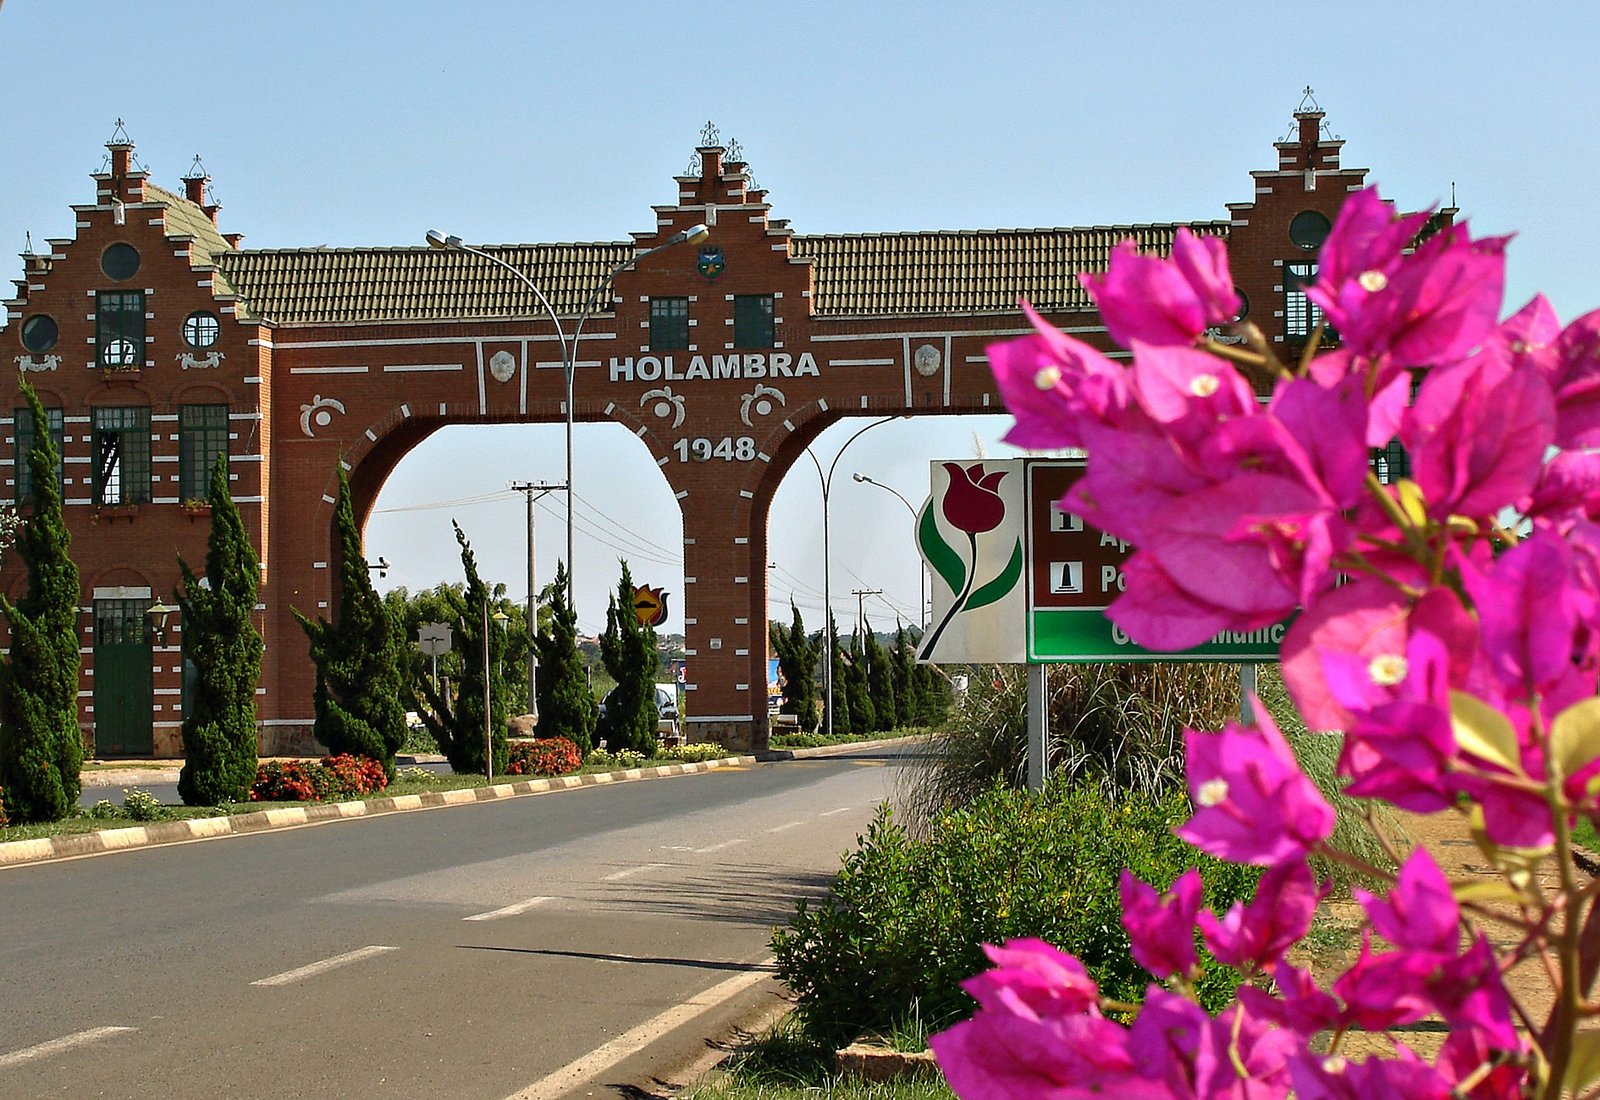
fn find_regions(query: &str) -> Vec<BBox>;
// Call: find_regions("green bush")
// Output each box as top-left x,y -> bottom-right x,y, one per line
771,778 -> 1259,1047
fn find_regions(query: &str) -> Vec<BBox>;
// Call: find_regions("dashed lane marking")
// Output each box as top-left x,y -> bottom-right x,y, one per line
0,1027 -> 137,1069
251,945 -> 399,987
694,838 -> 750,853
602,863 -> 668,882
464,896 -> 555,921
765,821 -> 806,833
820,807 -> 853,817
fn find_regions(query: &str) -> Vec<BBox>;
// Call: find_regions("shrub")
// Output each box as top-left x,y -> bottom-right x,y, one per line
771,777 -> 1259,1047
249,755 -> 388,802
88,798 -> 117,820
322,753 -> 389,795
121,787 -> 166,822
663,742 -> 727,763
504,737 -> 582,777
585,747 -> 647,770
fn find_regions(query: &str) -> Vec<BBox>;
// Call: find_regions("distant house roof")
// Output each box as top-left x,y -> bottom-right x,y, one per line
210,221 -> 1230,326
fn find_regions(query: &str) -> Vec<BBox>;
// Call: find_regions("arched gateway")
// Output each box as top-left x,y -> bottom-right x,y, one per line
3,103 -> 1435,756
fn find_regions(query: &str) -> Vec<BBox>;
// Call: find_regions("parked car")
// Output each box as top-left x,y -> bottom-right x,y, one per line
597,683 -> 680,735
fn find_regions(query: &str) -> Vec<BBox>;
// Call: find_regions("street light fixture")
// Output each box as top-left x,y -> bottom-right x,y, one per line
803,416 -> 902,739
426,223 -> 708,616
851,472 -> 927,632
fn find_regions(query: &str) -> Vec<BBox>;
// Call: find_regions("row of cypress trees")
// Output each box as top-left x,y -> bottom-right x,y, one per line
768,601 -> 951,736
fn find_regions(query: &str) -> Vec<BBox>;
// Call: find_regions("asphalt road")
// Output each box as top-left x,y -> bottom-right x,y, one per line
4,744 -> 921,1099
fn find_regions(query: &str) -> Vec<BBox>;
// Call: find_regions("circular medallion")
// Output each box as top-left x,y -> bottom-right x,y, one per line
489,350 -> 517,383
913,343 -> 941,377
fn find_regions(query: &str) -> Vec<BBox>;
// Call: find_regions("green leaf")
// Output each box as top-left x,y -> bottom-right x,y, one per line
1449,691 -> 1523,775
1565,1029 -> 1600,1093
964,538 -> 1022,613
1552,696 -> 1600,779
918,500 -> 965,598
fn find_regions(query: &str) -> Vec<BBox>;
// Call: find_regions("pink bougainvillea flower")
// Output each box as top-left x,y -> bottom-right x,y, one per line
1126,342 -> 1257,444
1288,1047 -> 1455,1100
1198,859 -> 1325,972
1462,528 -> 1582,701
963,938 -> 1101,1021
1099,550 -> 1238,653
940,462 -> 1008,535
1308,187 -> 1509,369
1332,933 -> 1433,1032
1177,705 -> 1335,865
1487,294 -> 1562,378
1425,934 -> 1519,1053
1546,306 -> 1600,449
1400,348 -> 1554,521
989,300 -> 1129,451
1279,580 -> 1476,734
1238,963 -> 1340,1038
1356,848 -> 1457,957
1119,868 -> 1202,979
1081,229 -> 1241,348
931,1005 -> 1161,1100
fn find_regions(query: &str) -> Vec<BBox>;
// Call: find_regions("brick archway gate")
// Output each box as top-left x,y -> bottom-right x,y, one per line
5,104 -> 1392,754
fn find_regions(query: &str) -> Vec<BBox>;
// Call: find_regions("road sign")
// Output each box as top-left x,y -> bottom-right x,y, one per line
417,622 -> 452,657
1023,459 -> 1283,663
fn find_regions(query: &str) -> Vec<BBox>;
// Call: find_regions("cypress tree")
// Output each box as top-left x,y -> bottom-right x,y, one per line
412,523 -> 509,775
891,624 -> 916,728
822,614 -> 849,736
767,601 -> 818,732
844,628 -> 876,735
534,561 -> 597,753
0,378 -> 82,822
863,619 -> 896,732
176,454 -> 263,804
292,467 -> 408,776
598,560 -> 658,756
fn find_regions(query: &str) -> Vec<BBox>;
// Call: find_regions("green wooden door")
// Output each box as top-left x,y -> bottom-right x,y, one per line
94,598 -> 153,755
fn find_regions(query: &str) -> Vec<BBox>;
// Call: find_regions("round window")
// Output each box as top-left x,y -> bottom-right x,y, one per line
20,314 -> 59,354
101,337 -> 141,368
183,311 -> 220,349
1289,211 -> 1331,252
101,242 -> 141,281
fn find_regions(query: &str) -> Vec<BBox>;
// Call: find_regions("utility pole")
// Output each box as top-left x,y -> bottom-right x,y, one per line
509,480 -> 567,722
851,588 -> 883,643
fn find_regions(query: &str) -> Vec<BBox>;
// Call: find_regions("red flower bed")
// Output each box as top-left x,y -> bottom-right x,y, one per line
251,755 -> 389,802
505,737 -> 582,777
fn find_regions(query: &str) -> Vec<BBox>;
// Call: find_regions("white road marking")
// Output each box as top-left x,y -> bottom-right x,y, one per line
820,807 -> 853,817
602,863 -> 667,882
694,837 -> 749,853
463,896 -> 554,922
503,959 -> 775,1100
0,1027 -> 136,1069
251,945 -> 398,987
766,821 -> 806,833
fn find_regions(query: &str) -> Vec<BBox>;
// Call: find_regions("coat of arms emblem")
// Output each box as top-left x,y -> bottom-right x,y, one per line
697,245 -> 726,280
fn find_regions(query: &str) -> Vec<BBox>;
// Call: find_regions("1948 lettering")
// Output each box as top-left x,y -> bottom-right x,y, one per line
673,436 -> 757,462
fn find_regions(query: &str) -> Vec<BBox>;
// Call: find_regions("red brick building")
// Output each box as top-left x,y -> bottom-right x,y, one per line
2,102 -> 1435,756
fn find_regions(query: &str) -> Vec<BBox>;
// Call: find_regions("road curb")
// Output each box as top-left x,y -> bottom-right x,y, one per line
0,754 -> 761,868
0,738 -> 914,868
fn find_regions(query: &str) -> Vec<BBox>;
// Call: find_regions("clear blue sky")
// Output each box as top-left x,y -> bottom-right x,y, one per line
4,2 -> 1598,635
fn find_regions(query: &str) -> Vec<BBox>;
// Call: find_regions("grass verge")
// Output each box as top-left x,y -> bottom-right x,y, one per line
0,751 -> 734,844
769,726 -> 934,750
682,1017 -> 951,1100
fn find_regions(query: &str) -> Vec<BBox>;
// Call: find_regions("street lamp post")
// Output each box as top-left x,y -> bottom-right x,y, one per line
851,472 -> 927,632
803,416 -> 901,739
426,223 -> 708,617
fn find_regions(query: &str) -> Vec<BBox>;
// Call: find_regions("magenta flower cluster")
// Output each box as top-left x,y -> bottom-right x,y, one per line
932,188 -> 1600,1098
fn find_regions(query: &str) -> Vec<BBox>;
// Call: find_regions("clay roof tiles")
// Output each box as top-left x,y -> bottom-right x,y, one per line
212,221 -> 1229,325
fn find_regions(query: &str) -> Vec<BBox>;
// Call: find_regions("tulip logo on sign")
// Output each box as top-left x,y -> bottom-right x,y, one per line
917,461 -> 1023,661
633,584 -> 669,627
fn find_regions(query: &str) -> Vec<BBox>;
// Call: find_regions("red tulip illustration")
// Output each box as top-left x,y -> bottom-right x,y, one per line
941,462 -> 1008,534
